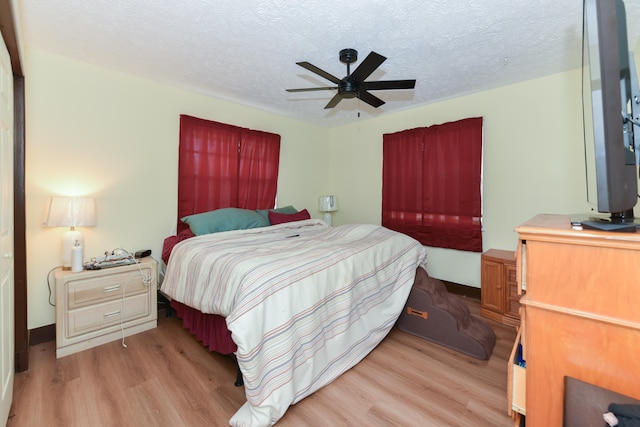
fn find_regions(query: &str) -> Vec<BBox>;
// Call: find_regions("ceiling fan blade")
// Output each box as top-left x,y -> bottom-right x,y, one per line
296,62 -> 341,84
357,90 -> 385,108
350,51 -> 386,81
286,86 -> 338,92
324,93 -> 343,109
362,79 -> 416,91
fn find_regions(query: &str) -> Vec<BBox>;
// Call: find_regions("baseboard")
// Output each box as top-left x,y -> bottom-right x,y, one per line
441,280 -> 481,300
29,324 -> 55,346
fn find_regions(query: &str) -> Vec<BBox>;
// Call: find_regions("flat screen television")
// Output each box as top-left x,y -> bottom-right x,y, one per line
581,0 -> 640,231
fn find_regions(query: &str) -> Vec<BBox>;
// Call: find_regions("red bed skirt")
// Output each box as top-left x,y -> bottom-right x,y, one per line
170,300 -> 237,355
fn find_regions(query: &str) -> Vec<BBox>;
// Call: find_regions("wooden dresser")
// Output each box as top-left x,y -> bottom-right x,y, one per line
515,214 -> 640,426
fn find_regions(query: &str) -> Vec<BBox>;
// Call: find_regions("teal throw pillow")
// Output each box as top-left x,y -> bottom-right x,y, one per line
181,207 -> 270,235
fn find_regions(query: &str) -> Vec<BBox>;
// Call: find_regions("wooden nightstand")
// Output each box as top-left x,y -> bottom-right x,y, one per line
480,249 -> 520,327
55,256 -> 158,358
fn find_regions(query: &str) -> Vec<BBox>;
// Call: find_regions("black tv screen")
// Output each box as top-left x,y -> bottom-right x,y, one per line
582,0 -> 638,220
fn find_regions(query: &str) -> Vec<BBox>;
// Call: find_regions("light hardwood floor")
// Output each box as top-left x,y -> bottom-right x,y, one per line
8,298 -> 517,427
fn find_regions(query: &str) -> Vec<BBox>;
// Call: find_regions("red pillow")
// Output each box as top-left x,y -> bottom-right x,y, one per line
268,209 -> 311,225
161,228 -> 195,264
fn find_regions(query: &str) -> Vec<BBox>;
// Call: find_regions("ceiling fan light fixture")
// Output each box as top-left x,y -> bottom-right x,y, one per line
339,80 -> 358,98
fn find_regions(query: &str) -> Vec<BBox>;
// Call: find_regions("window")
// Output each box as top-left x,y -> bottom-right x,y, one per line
177,115 -> 280,233
382,117 -> 483,252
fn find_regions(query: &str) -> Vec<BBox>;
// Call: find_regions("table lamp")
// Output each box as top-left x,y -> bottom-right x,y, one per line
318,195 -> 337,226
44,197 -> 96,269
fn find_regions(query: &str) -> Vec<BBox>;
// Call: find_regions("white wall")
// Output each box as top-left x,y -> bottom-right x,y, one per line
24,48 -> 595,329
24,49 -> 329,329
327,70 -> 589,286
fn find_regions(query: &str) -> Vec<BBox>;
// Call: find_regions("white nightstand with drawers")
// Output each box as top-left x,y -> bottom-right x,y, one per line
55,256 -> 158,358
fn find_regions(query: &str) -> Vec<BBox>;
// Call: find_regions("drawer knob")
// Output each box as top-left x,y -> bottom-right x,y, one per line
103,310 -> 121,318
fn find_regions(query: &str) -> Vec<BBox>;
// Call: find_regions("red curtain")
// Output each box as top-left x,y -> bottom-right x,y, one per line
382,128 -> 424,235
178,115 -> 280,232
382,117 -> 483,252
238,130 -> 281,210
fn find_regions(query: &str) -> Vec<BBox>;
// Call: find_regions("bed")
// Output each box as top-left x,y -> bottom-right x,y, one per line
160,215 -> 427,427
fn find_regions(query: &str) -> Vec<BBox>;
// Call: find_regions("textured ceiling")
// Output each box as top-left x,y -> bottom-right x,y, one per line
16,0 -> 640,128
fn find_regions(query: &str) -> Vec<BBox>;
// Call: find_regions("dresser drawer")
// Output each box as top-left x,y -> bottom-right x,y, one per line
66,293 -> 151,339
508,328 -> 526,416
66,267 -> 152,309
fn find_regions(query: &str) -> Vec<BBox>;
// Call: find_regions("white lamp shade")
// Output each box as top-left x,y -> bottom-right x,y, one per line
44,197 -> 95,269
318,195 -> 337,212
44,197 -> 96,227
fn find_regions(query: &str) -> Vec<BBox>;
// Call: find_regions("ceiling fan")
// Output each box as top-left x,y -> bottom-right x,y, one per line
286,48 -> 416,109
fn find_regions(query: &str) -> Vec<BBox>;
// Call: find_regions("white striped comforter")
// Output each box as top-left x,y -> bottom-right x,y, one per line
161,219 -> 426,427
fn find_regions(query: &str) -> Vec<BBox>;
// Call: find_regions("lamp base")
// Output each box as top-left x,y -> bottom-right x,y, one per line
322,212 -> 333,226
62,229 -> 83,269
